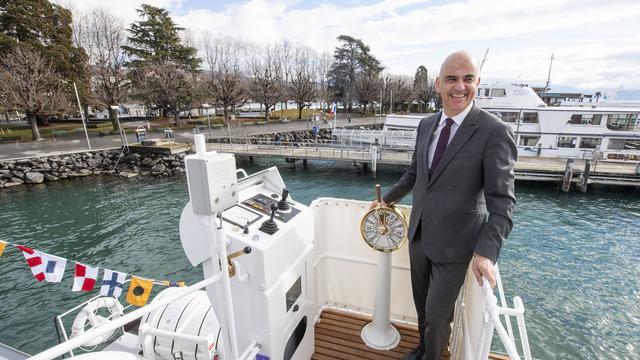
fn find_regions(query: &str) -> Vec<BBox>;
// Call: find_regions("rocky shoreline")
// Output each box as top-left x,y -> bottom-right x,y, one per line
0,150 -> 186,188
0,125 -> 382,189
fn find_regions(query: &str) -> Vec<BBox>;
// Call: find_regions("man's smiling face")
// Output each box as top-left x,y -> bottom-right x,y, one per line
435,52 -> 480,117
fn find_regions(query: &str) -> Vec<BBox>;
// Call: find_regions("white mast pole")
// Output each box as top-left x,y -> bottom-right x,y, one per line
479,48 -> 489,77
73,82 -> 91,151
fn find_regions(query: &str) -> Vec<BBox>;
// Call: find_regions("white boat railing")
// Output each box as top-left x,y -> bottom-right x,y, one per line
476,278 -> 532,360
28,272 -> 257,360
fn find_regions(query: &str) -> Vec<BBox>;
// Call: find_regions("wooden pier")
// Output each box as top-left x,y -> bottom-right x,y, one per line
206,141 -> 640,191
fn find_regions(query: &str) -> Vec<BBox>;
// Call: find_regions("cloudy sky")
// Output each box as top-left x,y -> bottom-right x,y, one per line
63,0 -> 640,93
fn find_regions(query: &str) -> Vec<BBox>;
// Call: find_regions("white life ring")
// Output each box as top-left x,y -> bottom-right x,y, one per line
70,297 -> 124,347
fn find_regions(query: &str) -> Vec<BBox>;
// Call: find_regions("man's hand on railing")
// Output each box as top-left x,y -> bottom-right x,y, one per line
472,253 -> 496,288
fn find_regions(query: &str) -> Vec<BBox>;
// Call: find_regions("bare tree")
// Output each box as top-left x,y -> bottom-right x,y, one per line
202,34 -> 247,126
276,40 -> 294,115
317,52 -> 334,115
133,61 -> 201,126
82,8 -> 130,131
0,47 -> 71,140
248,46 -> 282,123
384,75 -> 412,113
289,47 -> 317,119
355,71 -> 381,116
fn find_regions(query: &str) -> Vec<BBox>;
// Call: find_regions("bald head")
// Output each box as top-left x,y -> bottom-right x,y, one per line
435,50 -> 481,116
439,51 -> 479,78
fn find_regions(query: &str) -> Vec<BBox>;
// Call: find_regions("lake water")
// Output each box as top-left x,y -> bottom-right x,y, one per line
0,158 -> 638,359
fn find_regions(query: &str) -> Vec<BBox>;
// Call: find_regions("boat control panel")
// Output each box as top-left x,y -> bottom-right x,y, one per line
180,145 -> 314,360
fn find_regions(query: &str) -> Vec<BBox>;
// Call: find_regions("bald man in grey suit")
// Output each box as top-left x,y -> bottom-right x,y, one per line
372,51 -> 517,360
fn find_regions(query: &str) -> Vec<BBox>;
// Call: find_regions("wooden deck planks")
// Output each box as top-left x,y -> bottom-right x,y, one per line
312,308 -> 423,360
313,308 -> 509,360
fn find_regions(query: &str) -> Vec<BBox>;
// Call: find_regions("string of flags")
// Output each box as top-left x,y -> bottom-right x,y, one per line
0,240 -> 185,307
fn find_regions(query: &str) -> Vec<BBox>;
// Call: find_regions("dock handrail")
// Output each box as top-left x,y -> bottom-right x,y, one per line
28,272 -> 255,360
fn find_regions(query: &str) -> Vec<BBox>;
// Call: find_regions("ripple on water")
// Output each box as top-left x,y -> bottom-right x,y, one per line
0,163 -> 639,358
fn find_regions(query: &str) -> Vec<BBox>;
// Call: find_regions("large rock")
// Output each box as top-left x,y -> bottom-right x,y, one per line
9,177 -> 24,185
24,172 -> 44,184
86,158 -> 101,169
119,171 -> 138,178
77,169 -> 92,177
3,181 -> 22,188
151,163 -> 167,175
44,173 -> 59,181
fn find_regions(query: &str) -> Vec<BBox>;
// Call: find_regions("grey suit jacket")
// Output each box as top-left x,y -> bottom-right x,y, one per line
383,105 -> 517,263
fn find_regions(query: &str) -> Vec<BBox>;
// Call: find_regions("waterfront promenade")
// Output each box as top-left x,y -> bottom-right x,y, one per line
2,116 -> 639,190
0,116 -> 380,160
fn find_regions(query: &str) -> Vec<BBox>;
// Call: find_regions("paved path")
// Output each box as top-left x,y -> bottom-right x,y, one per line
0,116 -> 381,160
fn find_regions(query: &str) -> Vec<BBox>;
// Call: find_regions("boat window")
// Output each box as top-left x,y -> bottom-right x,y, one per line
522,112 -> 539,123
492,111 -> 518,123
607,138 -> 640,150
557,136 -> 577,148
569,114 -> 602,125
519,136 -> 540,146
490,88 -> 506,97
607,113 -> 638,131
579,137 -> 602,149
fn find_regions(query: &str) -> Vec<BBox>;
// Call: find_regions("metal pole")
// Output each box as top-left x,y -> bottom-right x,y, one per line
73,82 -> 91,151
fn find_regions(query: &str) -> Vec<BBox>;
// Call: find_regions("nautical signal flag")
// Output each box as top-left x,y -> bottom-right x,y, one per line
160,280 -> 185,287
100,269 -> 126,298
40,252 -> 67,283
16,245 -> 45,282
127,276 -> 154,306
72,262 -> 99,292
0,240 -> 6,258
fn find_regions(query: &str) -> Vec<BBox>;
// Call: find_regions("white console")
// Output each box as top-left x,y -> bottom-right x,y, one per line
180,139 -> 315,360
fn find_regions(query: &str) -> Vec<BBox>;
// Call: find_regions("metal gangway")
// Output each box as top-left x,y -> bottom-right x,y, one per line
331,129 -> 416,151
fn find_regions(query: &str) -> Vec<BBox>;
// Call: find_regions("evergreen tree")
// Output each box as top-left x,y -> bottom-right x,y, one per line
328,35 -> 383,114
123,4 -> 201,120
122,4 -> 200,71
412,65 -> 437,112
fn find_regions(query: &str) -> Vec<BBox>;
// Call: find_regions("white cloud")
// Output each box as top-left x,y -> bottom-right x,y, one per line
62,0 -> 640,90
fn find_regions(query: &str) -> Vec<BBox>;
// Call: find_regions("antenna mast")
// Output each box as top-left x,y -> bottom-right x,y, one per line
479,48 -> 489,76
544,54 -> 554,95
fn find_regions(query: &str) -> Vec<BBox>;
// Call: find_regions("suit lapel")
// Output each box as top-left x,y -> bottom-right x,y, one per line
428,105 -> 480,186
422,112 -> 440,175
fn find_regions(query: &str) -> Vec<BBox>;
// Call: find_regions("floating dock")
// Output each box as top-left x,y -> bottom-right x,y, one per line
128,140 -> 190,155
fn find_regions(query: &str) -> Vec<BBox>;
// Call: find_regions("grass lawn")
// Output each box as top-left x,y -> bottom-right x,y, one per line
0,122 -> 113,141
0,108 -> 326,141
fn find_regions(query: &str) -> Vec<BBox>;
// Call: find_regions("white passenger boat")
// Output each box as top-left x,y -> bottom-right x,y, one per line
335,83 -> 640,162
2,135 -> 532,360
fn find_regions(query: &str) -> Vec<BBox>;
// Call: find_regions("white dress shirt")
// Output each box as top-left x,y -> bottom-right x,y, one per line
427,101 -> 474,170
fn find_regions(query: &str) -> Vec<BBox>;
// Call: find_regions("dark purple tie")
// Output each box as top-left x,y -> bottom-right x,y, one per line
430,118 -> 454,175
